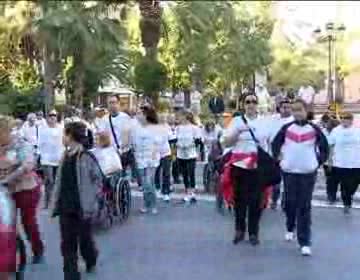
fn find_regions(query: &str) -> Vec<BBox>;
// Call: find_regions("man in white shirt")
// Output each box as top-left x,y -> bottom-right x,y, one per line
255,83 -> 272,114
105,95 -> 132,175
22,113 -> 39,149
38,110 -> 63,208
36,111 -> 47,127
298,84 -> 315,107
270,99 -> 294,209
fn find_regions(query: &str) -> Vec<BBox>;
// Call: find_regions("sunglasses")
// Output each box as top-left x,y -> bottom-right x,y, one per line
49,114 -> 57,117
340,116 -> 352,120
245,99 -> 258,105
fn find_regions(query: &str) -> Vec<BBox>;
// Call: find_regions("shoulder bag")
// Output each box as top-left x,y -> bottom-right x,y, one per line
241,115 -> 281,188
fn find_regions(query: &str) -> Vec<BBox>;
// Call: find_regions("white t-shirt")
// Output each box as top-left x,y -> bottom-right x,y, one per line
92,146 -> 122,175
38,125 -> 64,166
155,124 -> 171,158
279,123 -> 319,173
176,124 -> 199,159
298,86 -> 315,105
94,117 -> 106,133
21,123 -> 39,147
103,112 -> 131,151
132,125 -> 160,169
270,115 -> 294,141
222,116 -> 269,169
328,125 -> 360,168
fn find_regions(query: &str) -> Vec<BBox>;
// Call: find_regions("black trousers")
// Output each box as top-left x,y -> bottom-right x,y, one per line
231,166 -> 263,236
323,165 -> 340,202
178,158 -> 196,189
59,214 -> 98,280
155,156 -> 172,195
331,167 -> 360,207
283,172 -> 316,247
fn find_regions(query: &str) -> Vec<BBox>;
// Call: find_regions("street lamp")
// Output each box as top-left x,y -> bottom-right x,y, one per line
313,22 -> 346,111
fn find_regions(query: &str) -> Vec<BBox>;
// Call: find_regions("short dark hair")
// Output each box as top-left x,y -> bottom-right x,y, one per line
109,94 -> 121,102
241,92 -> 258,104
64,122 -> 92,149
292,99 -> 308,111
142,106 -> 158,124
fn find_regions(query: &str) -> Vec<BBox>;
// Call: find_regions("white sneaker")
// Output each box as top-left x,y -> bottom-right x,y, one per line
156,190 -> 162,198
301,246 -> 312,256
285,232 -> 295,242
183,195 -> 190,202
163,195 -> 170,202
140,208 -> 148,214
151,208 -> 158,215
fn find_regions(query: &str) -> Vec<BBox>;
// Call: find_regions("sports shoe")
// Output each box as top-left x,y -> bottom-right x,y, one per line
140,208 -> 148,214
151,208 -> 158,215
344,206 -> 351,215
285,232 -> 295,242
163,195 -> 170,202
249,235 -> 260,246
183,196 -> 190,203
301,246 -> 312,256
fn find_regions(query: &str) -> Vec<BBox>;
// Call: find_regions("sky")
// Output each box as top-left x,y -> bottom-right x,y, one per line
276,1 -> 360,47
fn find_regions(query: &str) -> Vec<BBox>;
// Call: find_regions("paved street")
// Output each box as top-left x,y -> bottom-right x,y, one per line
23,199 -> 360,280
171,162 -> 360,206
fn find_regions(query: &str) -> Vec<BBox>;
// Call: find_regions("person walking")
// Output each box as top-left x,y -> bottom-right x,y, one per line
269,99 -> 294,210
103,95 -> 132,176
38,110 -> 64,209
0,115 -> 44,264
132,106 -> 161,214
154,114 -> 172,202
168,115 -> 181,184
328,112 -> 360,214
221,93 -> 270,246
319,113 -> 340,204
272,99 -> 329,256
176,111 -> 200,203
50,122 -> 102,280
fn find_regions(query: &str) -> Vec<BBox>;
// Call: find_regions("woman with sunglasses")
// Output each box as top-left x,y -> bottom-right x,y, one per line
221,93 -> 270,246
38,110 -> 64,209
272,99 -> 329,256
328,112 -> 360,214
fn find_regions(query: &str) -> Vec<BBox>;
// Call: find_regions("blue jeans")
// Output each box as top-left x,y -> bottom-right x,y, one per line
138,167 -> 157,209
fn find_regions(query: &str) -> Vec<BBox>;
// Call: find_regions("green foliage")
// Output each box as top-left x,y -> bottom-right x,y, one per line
0,58 -> 41,115
134,58 -> 167,100
159,1 -> 274,94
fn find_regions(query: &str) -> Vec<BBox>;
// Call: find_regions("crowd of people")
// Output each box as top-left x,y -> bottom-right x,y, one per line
0,89 -> 359,279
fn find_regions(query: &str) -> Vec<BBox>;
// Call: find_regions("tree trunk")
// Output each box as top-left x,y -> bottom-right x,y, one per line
138,0 -> 162,60
73,68 -> 84,109
43,44 -> 54,114
73,55 -> 84,109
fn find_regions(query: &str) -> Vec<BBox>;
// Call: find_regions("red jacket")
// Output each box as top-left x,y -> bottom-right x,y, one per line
220,152 -> 271,208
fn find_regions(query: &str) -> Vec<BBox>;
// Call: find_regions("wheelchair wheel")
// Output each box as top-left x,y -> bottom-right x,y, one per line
115,179 -> 131,221
94,196 -> 113,229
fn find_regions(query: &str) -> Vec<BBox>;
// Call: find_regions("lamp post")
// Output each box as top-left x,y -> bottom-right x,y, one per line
314,22 -> 346,114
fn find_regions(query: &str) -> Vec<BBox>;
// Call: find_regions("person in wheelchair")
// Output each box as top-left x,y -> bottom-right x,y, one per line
92,131 -> 132,223
202,121 -> 222,193
92,132 -> 123,180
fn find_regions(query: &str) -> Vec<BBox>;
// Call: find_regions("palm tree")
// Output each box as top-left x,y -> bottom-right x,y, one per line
33,1 -> 128,108
137,0 -> 162,59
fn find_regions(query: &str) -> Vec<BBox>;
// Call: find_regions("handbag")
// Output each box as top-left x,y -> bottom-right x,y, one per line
241,115 -> 281,188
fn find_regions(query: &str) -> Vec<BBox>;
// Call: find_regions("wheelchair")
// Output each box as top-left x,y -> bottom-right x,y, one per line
87,152 -> 132,229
